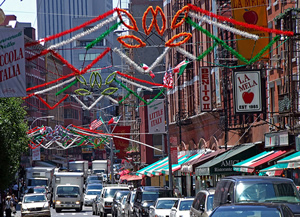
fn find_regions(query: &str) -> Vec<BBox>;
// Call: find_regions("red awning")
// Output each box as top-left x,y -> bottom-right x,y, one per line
118,169 -> 130,176
120,174 -> 142,181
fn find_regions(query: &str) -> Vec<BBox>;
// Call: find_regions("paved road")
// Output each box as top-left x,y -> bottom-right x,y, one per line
11,205 -> 113,217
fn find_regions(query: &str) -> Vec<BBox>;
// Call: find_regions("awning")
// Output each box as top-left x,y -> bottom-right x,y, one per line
181,149 -> 227,173
118,169 -> 130,176
136,154 -> 188,177
127,175 -> 143,181
259,163 -> 288,176
233,150 -> 288,173
258,151 -> 300,176
196,143 -> 258,176
136,157 -> 168,177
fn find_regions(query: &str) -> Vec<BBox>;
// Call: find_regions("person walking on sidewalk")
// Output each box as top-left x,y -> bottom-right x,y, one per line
4,195 -> 12,217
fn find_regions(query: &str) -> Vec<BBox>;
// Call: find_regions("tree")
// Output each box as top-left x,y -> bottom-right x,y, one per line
0,97 -> 29,191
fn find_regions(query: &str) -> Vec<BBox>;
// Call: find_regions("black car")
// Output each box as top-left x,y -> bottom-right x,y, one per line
213,176 -> 300,215
209,203 -> 294,217
112,190 -> 131,217
133,186 -> 173,217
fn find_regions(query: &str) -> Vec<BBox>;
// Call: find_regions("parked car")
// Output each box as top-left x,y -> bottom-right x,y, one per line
170,197 -> 194,217
133,186 -> 173,217
190,189 -> 215,217
20,193 -> 51,217
213,176 -> 300,215
149,197 -> 178,217
112,190 -> 131,217
124,190 -> 136,217
86,175 -> 102,185
209,203 -> 294,217
92,194 -> 101,215
98,186 -> 130,217
117,195 -> 128,217
84,190 -> 101,206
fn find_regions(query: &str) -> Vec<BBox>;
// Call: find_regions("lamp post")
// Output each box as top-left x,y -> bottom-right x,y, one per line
29,116 -> 54,166
30,115 -> 54,129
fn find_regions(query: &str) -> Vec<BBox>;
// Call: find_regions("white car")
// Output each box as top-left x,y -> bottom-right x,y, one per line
20,193 -> 51,217
170,198 -> 194,217
84,190 -> 101,206
149,197 -> 178,217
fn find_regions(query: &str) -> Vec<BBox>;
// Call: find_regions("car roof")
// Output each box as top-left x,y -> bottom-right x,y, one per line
24,193 -> 45,197
216,203 -> 288,209
156,197 -> 178,201
198,189 -> 215,195
178,198 -> 194,201
87,183 -> 103,186
103,186 -> 129,189
222,176 -> 293,182
137,186 -> 171,191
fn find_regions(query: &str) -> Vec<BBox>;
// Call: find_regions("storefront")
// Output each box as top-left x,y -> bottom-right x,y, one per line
195,143 -> 259,186
181,149 -> 228,196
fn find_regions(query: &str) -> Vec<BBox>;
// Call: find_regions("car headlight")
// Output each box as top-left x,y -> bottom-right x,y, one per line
75,201 -> 80,205
56,200 -> 61,205
21,207 -> 28,212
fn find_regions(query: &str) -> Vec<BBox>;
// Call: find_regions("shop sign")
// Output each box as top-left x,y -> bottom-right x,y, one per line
147,99 -> 165,134
200,67 -> 212,111
213,159 -> 243,173
196,167 -> 210,176
32,146 -> 41,161
265,131 -> 289,148
0,28 -> 26,97
233,70 -> 262,113
288,162 -> 300,168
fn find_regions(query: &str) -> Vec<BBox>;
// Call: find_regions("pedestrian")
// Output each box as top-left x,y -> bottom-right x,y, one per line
4,195 -> 12,217
10,194 -> 17,215
12,184 -> 18,198
206,181 -> 213,188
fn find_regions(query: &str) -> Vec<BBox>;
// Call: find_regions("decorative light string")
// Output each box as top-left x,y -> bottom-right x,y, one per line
189,12 -> 259,40
71,94 -> 104,110
188,4 -> 294,36
116,75 -> 154,92
117,35 -> 146,48
26,8 -> 117,47
36,94 -> 69,110
47,16 -> 118,51
144,47 -> 170,73
165,32 -> 192,47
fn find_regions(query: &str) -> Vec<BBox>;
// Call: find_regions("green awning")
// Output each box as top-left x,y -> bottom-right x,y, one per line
195,143 -> 258,176
259,163 -> 288,176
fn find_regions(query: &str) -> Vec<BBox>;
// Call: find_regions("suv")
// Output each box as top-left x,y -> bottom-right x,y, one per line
213,176 -> 300,215
112,190 -> 131,217
98,186 -> 130,217
190,189 -> 215,217
133,186 -> 173,217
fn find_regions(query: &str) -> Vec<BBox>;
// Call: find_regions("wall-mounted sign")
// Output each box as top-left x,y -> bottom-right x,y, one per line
233,70 -> 262,113
0,28 -> 26,97
265,131 -> 290,148
32,146 -> 41,161
200,67 -> 212,111
147,99 -> 165,134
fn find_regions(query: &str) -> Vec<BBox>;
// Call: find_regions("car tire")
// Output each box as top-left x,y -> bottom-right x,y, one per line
56,208 -> 61,213
76,208 -> 81,212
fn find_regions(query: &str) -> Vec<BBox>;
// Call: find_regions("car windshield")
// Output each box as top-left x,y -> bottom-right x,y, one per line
130,192 -> 136,203
57,186 -> 80,195
236,181 -> 300,203
211,206 -> 282,217
179,200 -> 193,211
207,195 -> 214,211
105,189 -> 127,198
28,179 -> 47,187
116,191 -> 129,201
156,199 -> 177,209
87,185 -> 103,190
87,191 -> 101,196
34,188 -> 46,193
24,195 -> 47,203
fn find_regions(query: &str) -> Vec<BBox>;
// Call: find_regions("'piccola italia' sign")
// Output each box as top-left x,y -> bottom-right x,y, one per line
233,70 -> 262,113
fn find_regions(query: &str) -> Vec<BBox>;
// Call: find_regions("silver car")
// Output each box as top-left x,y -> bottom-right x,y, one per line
190,189 -> 215,217
124,191 -> 136,217
20,193 -> 51,217
117,195 -> 128,217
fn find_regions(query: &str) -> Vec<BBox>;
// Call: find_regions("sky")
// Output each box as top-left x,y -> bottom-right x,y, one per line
0,0 -> 121,30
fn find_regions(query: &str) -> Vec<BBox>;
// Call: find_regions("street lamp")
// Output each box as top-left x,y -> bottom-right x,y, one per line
30,116 -> 54,129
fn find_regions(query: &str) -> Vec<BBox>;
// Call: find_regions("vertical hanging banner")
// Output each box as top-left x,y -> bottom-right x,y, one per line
231,0 -> 269,63
147,99 -> 166,134
112,126 -> 131,159
233,70 -> 262,113
200,67 -> 212,112
214,68 -> 222,107
32,146 -> 41,161
0,29 -> 26,97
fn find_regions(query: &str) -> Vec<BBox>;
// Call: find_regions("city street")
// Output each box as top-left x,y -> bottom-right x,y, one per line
13,206 -> 112,217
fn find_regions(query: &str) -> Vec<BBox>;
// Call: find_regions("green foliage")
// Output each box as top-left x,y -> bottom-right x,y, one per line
0,97 -> 29,191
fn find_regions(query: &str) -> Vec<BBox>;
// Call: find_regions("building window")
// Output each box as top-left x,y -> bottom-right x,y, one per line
64,109 -> 79,119
153,134 -> 163,157
77,39 -> 104,47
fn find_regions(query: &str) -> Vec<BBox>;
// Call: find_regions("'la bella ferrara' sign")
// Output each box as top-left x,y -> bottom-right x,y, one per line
233,70 -> 262,113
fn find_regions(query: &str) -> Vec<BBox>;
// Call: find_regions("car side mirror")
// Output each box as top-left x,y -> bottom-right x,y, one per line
171,207 -> 176,211
149,205 -> 155,210
18,202 -> 22,205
